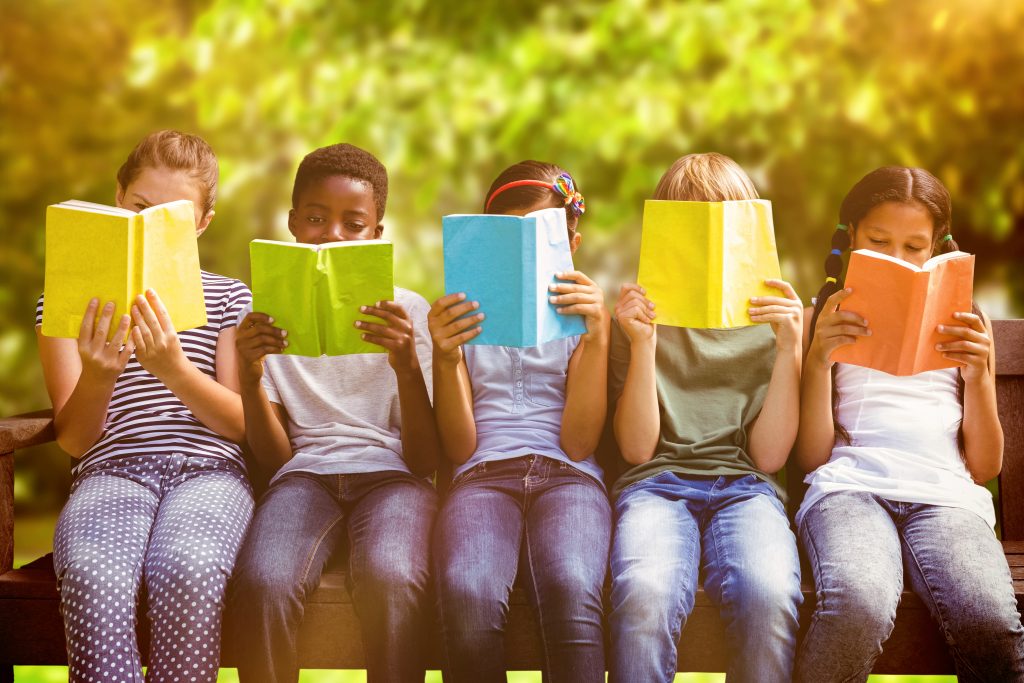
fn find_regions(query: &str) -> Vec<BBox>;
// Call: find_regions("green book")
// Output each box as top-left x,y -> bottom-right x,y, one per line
249,239 -> 394,356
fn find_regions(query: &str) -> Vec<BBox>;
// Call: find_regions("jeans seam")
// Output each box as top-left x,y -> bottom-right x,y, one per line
522,486 -> 554,678
298,511 -> 347,587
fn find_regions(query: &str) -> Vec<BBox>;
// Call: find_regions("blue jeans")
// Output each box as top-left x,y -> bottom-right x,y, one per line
228,470 -> 437,683
795,490 -> 1024,682
608,472 -> 801,683
53,452 -> 253,683
433,455 -> 611,683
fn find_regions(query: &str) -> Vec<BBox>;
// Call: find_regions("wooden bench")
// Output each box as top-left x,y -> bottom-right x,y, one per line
2,319 -> 1022,680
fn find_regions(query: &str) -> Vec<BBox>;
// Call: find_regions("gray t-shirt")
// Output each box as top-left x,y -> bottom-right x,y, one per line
243,287 -> 433,483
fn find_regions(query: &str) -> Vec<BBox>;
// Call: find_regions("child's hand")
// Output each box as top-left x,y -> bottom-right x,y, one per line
550,270 -> 609,344
749,279 -> 803,352
77,298 -> 135,383
937,311 -> 991,383
356,301 -> 421,376
427,293 -> 484,366
807,288 -> 870,368
130,290 -> 189,381
235,312 -> 287,386
614,284 -> 656,346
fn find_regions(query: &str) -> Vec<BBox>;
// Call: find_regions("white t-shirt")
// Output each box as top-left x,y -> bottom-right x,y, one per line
242,287 -> 433,484
797,363 -> 995,528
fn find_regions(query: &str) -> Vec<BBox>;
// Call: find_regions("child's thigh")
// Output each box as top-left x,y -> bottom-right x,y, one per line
345,473 -> 437,577
799,491 -> 903,594
54,471 -> 159,572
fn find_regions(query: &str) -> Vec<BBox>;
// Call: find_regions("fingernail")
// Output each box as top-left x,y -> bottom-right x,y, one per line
750,297 -> 759,303
281,330 -> 288,337
640,287 -> 646,294
361,334 -> 368,340
477,313 -> 485,320
268,317 -> 275,324
936,344 -> 943,350
360,306 -> 367,313
549,296 -> 557,303
457,293 -> 466,300
549,284 -> 557,291
937,325 -> 945,332
354,321 -> 362,328
471,301 -> 479,309
283,340 -> 288,347
375,301 -> 381,307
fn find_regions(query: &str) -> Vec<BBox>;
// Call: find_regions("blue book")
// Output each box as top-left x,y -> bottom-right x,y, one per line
442,207 -> 587,347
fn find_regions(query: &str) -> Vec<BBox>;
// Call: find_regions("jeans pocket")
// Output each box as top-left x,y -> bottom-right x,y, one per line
450,461 -> 487,489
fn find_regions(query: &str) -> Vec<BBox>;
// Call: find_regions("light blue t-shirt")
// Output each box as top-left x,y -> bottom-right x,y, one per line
456,336 -> 604,485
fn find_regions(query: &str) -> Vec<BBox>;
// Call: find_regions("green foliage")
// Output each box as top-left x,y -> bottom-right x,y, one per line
2,0 -> 1022,493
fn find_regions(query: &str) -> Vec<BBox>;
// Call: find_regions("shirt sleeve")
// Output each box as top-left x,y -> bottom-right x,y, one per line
220,280 -> 253,331
35,293 -> 45,327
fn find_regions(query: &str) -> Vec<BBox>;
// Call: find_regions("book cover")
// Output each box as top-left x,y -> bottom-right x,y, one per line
442,207 -> 587,347
637,199 -> 782,328
249,239 -> 394,356
41,199 -> 206,340
832,249 -> 975,376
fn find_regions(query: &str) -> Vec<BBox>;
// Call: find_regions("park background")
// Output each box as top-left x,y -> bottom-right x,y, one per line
2,0 -> 1023,680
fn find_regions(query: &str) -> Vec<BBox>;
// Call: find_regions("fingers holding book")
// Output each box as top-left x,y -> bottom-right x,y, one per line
356,301 -> 420,374
749,278 -> 803,352
236,311 -> 288,384
614,283 -> 656,345
550,270 -> 608,344
77,298 -> 135,382
428,292 -> 484,365
936,311 -> 992,382
130,290 -> 189,380
809,288 -> 871,368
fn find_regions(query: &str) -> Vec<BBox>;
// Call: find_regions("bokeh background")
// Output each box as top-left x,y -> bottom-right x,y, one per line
3,0 -> 1023,680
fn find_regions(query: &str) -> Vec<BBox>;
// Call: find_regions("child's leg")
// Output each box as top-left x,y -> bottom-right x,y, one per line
700,475 -> 802,683
608,473 -> 702,683
900,503 -> 1024,682
794,490 -> 903,683
519,461 -> 611,683
142,456 -> 252,683
344,471 -> 438,683
432,460 -> 526,683
229,473 -> 345,683
53,460 -> 161,683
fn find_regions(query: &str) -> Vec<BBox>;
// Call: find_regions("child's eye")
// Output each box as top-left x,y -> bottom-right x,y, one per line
306,216 -> 325,224
345,222 -> 366,231
134,203 -> 149,211
869,239 -> 887,246
907,245 -> 925,252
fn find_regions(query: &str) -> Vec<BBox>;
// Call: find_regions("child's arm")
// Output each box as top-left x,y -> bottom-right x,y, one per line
938,310 -> 1003,482
236,311 -> 293,470
612,284 -> 660,465
795,288 -> 870,472
37,299 -> 135,457
356,301 -> 441,478
427,293 -> 482,465
551,271 -> 610,461
746,279 -> 804,473
131,290 -> 246,443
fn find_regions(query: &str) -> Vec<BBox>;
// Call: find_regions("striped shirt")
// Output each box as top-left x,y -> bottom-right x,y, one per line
36,271 -> 251,475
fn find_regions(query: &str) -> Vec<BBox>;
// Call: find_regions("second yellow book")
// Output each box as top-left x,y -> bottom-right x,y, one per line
638,199 -> 782,329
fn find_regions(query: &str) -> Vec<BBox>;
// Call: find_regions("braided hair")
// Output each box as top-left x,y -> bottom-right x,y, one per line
809,166 -> 972,451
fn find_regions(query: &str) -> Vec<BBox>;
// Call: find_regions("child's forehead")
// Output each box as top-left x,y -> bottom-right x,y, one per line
297,174 -> 375,207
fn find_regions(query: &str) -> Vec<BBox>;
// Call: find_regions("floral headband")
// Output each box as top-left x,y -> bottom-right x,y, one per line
485,172 -> 586,216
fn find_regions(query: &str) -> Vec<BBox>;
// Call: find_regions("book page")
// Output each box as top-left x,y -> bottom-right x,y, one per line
140,201 -> 207,333
638,201 -> 714,328
832,250 -> 920,375
531,208 -> 586,346
250,241 -> 322,356
912,253 -> 975,374
41,205 -> 132,340
322,241 -> 393,356
720,199 -> 781,327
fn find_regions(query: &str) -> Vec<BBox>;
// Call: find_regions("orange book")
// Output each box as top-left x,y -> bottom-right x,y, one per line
831,249 -> 975,376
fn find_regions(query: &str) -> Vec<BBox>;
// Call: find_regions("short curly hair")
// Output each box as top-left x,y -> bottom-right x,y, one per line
291,143 -> 388,220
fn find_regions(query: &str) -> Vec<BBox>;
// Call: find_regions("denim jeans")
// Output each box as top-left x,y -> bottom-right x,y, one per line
795,490 -> 1024,682
433,455 -> 612,683
608,472 -> 801,683
228,470 -> 438,683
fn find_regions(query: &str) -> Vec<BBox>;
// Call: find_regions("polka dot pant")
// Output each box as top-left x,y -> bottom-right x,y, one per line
53,453 -> 253,683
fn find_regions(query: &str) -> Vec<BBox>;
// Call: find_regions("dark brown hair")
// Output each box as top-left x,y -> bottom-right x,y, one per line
484,160 -> 583,233
292,143 -> 388,220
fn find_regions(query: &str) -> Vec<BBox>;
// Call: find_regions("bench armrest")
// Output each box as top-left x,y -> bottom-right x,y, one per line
0,410 -> 55,455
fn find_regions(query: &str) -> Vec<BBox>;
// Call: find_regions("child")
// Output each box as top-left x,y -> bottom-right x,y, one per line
36,130 -> 253,682
607,152 -> 804,682
228,143 -> 440,683
429,161 -> 610,682
794,165 -> 1024,681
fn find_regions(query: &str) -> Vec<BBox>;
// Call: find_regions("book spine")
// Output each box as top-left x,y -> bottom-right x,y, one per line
129,213 -> 145,307
314,248 -> 327,355
709,203 -> 725,326
905,271 -> 931,374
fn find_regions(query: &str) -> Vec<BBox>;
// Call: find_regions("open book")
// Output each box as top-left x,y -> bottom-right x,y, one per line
249,239 -> 393,356
832,249 -> 975,376
42,199 -> 206,340
638,199 -> 782,328
442,207 -> 586,347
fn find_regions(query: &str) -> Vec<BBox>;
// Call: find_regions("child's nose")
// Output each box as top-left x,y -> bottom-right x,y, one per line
325,221 -> 344,240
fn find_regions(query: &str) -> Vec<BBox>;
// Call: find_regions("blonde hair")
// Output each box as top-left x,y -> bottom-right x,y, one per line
116,130 -> 219,215
653,152 -> 759,202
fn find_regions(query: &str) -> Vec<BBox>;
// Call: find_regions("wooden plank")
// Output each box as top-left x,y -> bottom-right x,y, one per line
0,454 -> 11,574
994,320 -> 1024,376
998,375 -> 1024,541
0,410 -> 55,454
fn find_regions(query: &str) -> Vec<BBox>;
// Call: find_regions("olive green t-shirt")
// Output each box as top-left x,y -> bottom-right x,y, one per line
607,320 -> 784,499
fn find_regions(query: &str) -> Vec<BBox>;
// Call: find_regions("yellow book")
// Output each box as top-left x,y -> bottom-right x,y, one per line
42,199 -> 207,340
637,199 -> 782,328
